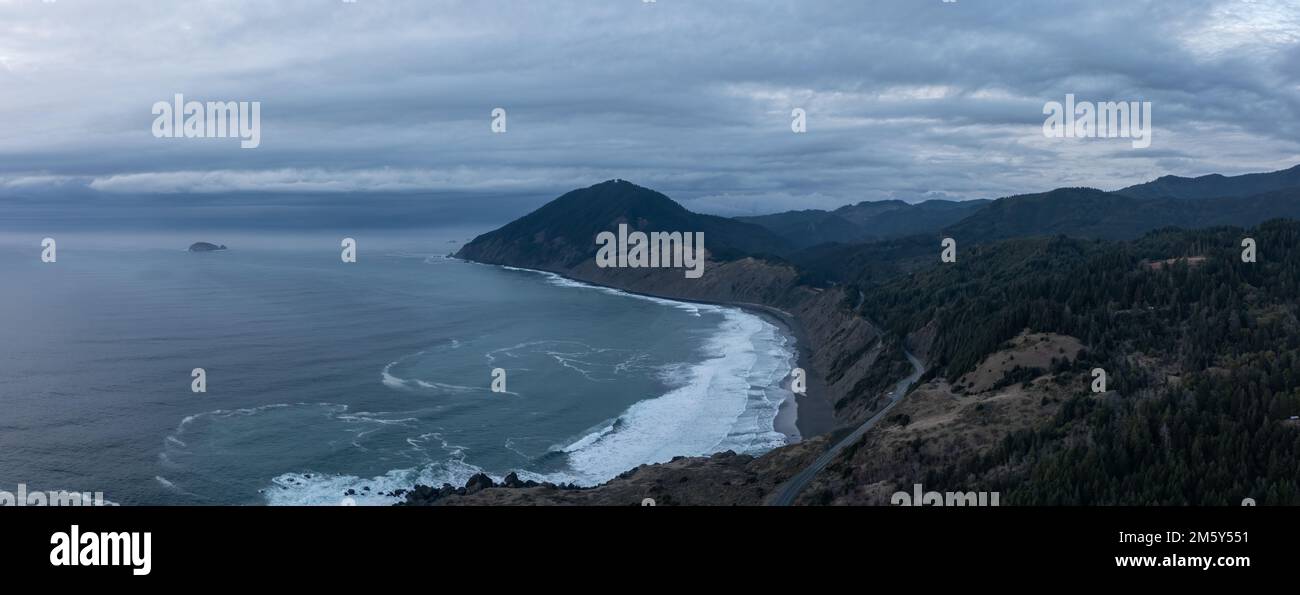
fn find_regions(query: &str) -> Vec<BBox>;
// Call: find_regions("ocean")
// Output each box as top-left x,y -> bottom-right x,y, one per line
0,228 -> 797,505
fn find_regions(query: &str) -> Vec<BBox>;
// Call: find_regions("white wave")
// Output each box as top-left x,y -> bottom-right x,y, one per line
614,352 -> 655,375
484,339 -> 620,385
382,343 -> 504,394
381,351 -> 425,389
413,380 -> 488,393
539,307 -> 796,486
260,307 -> 796,501
265,430 -> 483,506
166,402 -> 302,448
381,361 -> 407,389
492,263 -> 799,486
265,460 -> 488,506
384,366 -> 476,393
163,402 -> 413,469
499,265 -> 710,317
154,476 -> 180,492
555,419 -> 620,454
503,437 -> 532,461
266,263 -> 799,500
154,475 -> 203,499
337,414 -> 418,425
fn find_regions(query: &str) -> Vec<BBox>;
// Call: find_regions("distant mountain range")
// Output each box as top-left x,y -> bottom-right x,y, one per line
1114,163 -> 1300,200
943,186 -> 1300,243
737,199 -> 989,249
740,164 -> 1300,250
461,164 -> 1300,271
459,164 -> 1300,287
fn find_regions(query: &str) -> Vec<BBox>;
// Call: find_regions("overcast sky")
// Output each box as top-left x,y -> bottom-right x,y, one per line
2,0 -> 1299,220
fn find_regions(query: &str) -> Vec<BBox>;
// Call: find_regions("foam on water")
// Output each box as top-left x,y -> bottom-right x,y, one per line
376,264 -> 797,490
381,342 -> 501,394
241,263 -> 798,503
263,429 -> 498,506
264,459 -> 489,506
538,307 -> 794,485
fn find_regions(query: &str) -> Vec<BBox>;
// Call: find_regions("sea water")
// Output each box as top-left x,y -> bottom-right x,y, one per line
0,229 -> 796,505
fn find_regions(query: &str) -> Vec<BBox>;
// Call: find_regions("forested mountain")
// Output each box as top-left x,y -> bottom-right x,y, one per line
457,179 -> 792,267
737,199 -> 988,249
750,164 -> 1300,256
1116,163 -> 1300,200
852,220 -> 1300,504
792,183 -> 1300,289
734,209 -> 865,248
849,199 -> 990,238
788,235 -> 936,287
944,186 -> 1300,243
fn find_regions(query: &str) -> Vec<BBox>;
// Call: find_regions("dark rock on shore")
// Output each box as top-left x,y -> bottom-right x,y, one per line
397,444 -> 825,506
464,473 -> 495,494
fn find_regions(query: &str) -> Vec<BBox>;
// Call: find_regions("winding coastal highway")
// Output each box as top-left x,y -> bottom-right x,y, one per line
769,349 -> 926,506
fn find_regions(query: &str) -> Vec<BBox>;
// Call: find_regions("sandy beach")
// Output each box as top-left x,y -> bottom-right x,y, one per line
723,301 -> 833,440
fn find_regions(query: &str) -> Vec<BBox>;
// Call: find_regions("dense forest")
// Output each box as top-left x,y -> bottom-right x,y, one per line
857,220 -> 1300,504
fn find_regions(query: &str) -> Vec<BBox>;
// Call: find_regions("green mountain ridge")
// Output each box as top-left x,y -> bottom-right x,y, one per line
739,163 -> 1300,255
1116,163 -> 1300,200
737,198 -> 989,249
946,186 -> 1300,243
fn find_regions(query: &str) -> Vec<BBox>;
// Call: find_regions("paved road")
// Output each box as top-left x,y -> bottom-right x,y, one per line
769,349 -> 925,506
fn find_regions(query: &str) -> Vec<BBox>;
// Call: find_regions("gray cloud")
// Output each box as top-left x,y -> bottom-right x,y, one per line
1,0 -> 1298,221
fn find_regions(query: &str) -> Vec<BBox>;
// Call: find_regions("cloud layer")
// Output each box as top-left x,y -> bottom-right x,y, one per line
2,0 -> 1298,217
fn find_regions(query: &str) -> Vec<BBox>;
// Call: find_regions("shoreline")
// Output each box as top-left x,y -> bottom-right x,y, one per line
471,258 -> 835,442
726,301 -> 833,440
